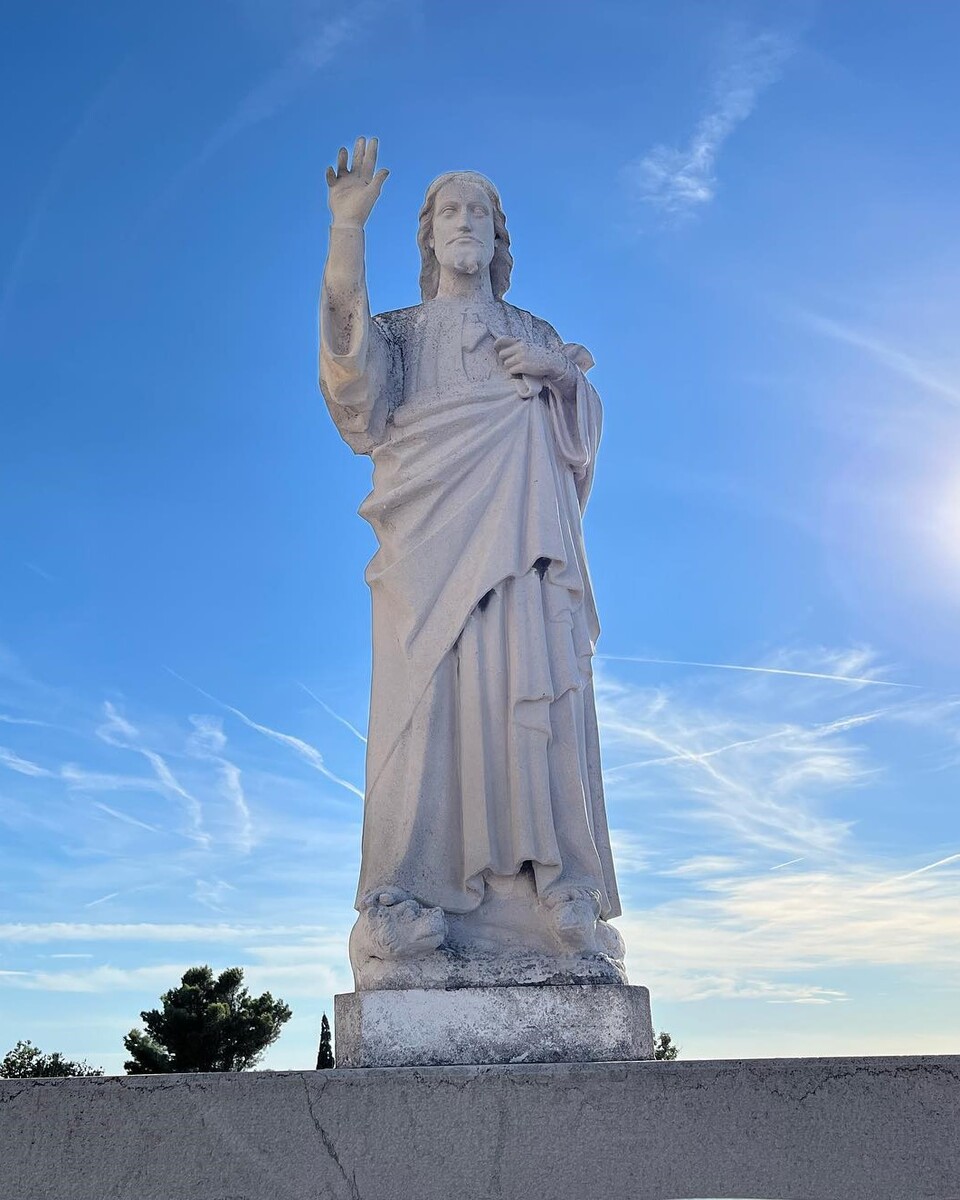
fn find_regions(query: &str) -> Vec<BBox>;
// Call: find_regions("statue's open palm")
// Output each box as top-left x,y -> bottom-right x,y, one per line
326,136 -> 389,228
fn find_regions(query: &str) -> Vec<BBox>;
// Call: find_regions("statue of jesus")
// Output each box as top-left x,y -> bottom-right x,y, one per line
320,137 -> 625,991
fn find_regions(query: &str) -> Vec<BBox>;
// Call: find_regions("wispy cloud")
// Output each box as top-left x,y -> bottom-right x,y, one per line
626,26 -> 795,222
167,670 -> 363,800
96,702 -> 209,846
187,715 -> 255,853
0,747 -> 54,777
205,3 -> 384,152
25,562 -> 57,584
137,0 -> 389,231
606,710 -> 887,773
61,765 -> 168,793
0,922 -> 331,944
608,830 -> 650,874
596,647 -> 918,858
600,680 -> 866,858
192,876 -> 237,912
0,714 -> 49,727
621,854 -> 960,1004
597,641 -> 960,1011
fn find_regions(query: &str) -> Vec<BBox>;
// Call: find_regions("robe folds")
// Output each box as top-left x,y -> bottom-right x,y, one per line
320,291 -> 621,921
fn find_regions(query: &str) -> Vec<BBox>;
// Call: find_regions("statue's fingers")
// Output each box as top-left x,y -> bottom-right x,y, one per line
336,146 -> 348,175
352,135 -> 366,172
325,165 -> 337,187
362,136 -> 379,180
371,167 -> 390,194
493,336 -> 518,352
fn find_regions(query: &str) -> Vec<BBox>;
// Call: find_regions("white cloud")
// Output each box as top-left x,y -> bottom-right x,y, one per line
0,746 -> 53,777
598,644 -> 960,1007
598,672 -> 872,857
96,701 -> 209,846
608,830 -> 650,873
627,26 -> 795,222
622,856 -> 960,1005
168,670 -> 363,800
0,922 -> 334,944
188,715 -> 255,854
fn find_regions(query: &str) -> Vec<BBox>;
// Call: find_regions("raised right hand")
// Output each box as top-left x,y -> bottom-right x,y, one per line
326,136 -> 389,228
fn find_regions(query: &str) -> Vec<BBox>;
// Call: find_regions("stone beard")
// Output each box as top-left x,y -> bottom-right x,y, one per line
320,154 -> 627,991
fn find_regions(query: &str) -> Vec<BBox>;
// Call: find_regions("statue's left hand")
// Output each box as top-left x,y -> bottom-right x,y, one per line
494,337 -> 570,386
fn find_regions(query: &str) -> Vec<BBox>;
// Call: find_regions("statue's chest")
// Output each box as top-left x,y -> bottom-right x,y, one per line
401,306 -> 535,402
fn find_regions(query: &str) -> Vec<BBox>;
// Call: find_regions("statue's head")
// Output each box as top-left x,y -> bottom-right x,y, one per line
417,171 -> 513,301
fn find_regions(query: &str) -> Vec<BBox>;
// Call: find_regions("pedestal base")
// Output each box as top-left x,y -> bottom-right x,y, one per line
334,983 -> 652,1067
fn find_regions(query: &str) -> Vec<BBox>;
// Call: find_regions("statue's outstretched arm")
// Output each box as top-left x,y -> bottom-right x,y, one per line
321,136 -> 388,355
319,138 -> 394,452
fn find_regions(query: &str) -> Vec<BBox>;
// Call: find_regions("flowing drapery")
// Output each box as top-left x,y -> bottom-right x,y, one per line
320,295 -> 620,919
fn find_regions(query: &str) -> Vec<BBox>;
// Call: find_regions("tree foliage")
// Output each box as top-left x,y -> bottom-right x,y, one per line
316,1012 -> 334,1070
123,965 -> 292,1074
1,1040 -> 103,1078
653,1030 -> 679,1060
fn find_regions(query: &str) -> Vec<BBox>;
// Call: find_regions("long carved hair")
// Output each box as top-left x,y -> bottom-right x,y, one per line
417,171 -> 513,302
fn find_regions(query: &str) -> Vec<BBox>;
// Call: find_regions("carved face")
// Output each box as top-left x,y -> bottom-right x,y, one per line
429,179 -> 496,280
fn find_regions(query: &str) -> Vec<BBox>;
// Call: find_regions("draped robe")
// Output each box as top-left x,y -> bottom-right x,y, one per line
320,288 -> 621,922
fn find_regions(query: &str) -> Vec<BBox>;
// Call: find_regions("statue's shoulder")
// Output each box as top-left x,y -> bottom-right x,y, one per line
373,304 -> 424,342
501,302 -> 562,347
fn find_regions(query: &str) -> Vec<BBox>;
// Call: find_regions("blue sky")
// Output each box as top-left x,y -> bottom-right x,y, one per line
2,0 -> 959,1073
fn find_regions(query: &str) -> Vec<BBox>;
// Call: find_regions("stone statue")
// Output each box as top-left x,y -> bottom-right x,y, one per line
320,137 -> 626,996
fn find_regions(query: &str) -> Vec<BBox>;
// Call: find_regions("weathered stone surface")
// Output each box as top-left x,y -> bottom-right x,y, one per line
335,982 -> 652,1067
2,1056 -> 957,1199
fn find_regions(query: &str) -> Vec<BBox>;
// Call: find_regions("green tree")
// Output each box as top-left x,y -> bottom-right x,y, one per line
1,1039 -> 103,1078
653,1030 -> 679,1060
316,1012 -> 334,1069
123,965 -> 292,1074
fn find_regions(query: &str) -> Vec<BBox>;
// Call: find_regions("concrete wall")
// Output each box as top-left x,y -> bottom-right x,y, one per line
1,1055 -> 957,1200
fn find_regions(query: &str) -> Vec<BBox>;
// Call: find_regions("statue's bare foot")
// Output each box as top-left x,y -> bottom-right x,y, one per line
349,887 -> 447,967
544,887 -> 603,953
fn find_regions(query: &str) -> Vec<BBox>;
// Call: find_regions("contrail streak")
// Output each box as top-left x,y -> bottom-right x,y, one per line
92,802 -> 161,834
605,710 -> 884,774
801,312 -> 960,409
599,655 -> 916,688
298,683 -> 367,744
166,669 -> 363,800
875,852 -> 960,888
